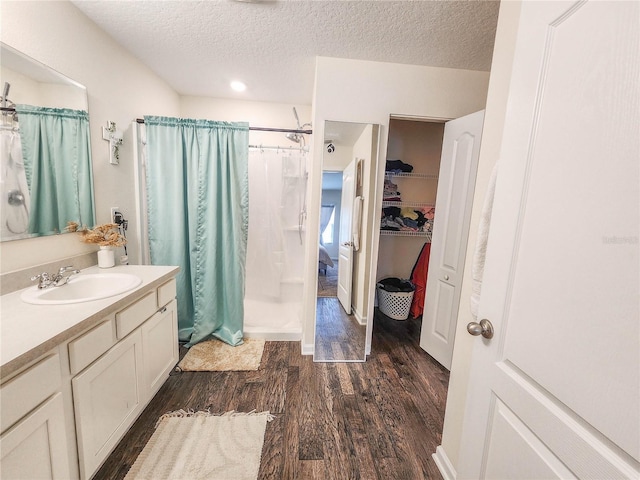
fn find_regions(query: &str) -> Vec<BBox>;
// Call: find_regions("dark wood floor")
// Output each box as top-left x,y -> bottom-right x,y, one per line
317,264 -> 338,297
315,297 -> 367,361
95,312 -> 449,479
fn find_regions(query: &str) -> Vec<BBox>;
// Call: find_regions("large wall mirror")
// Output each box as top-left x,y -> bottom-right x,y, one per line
1,42 -> 95,242
314,120 -> 380,362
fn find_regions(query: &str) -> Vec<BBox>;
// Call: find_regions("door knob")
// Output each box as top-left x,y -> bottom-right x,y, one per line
444,275 -> 449,281
467,319 -> 494,339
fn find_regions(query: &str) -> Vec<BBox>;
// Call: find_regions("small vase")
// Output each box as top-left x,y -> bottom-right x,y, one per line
98,246 -> 115,268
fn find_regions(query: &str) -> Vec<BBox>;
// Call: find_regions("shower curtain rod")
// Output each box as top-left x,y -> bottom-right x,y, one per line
135,118 -> 311,135
249,144 -> 309,152
136,118 -> 313,135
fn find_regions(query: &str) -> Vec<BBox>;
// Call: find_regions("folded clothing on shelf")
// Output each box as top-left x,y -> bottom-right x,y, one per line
385,159 -> 414,173
383,192 -> 402,202
383,179 -> 402,201
381,205 -> 435,233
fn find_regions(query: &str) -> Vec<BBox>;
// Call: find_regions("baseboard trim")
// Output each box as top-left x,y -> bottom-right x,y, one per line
301,342 -> 314,356
433,445 -> 456,480
352,307 -> 367,326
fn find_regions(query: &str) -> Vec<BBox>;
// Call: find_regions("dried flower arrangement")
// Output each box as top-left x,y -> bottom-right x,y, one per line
67,221 -> 126,247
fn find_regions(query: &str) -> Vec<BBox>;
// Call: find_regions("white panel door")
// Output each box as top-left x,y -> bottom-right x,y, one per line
458,2 -> 639,478
141,299 -> 178,397
1,393 -> 71,479
73,330 -> 145,480
419,110 -> 484,369
337,159 -> 356,313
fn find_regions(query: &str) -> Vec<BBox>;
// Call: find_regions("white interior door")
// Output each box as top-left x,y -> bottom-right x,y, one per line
419,110 -> 484,370
337,159 -> 356,313
458,2 -> 639,478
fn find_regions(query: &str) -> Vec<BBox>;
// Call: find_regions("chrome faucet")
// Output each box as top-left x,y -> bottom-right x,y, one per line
31,266 -> 80,289
31,272 -> 52,289
52,266 -> 81,286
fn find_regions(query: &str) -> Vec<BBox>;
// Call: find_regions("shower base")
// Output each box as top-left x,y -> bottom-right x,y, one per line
243,298 -> 302,341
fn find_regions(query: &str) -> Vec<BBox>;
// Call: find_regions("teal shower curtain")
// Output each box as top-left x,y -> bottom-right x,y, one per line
144,116 -> 249,347
16,105 -> 95,235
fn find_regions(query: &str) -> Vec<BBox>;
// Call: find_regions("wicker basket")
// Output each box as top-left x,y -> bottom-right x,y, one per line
377,282 -> 415,320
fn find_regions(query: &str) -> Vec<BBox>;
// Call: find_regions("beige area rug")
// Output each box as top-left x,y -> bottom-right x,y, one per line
125,410 -> 274,480
177,338 -> 265,372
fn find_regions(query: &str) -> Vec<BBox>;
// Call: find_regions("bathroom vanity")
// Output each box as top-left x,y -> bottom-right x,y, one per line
0,264 -> 179,480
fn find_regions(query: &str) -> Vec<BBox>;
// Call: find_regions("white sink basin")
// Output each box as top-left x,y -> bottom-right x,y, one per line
21,273 -> 142,305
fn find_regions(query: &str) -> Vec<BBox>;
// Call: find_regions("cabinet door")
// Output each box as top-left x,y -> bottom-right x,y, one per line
141,299 -> 178,397
72,330 -> 144,480
1,393 -> 71,479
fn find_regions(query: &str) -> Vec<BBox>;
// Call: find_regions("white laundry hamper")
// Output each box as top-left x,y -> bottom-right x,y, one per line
377,278 -> 415,320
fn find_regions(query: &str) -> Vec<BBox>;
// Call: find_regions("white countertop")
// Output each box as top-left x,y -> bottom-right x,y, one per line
1,264 -> 179,378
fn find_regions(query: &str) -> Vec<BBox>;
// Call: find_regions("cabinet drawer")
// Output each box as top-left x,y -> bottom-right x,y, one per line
0,353 -> 61,432
157,278 -> 177,308
68,318 -> 116,375
116,291 -> 157,339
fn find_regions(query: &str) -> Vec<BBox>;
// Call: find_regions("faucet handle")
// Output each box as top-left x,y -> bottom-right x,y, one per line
31,272 -> 51,289
58,265 -> 75,274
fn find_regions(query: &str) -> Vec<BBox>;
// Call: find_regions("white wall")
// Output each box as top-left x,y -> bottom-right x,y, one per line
322,142 -> 352,171
303,56 -> 491,354
438,0 -> 523,472
0,0 -> 180,272
0,67 -> 85,110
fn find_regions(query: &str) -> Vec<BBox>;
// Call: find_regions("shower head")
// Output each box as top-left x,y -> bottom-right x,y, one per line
286,106 -> 311,145
1,82 -> 9,109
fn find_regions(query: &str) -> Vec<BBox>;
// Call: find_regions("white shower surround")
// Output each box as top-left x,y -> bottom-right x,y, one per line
244,147 -> 307,341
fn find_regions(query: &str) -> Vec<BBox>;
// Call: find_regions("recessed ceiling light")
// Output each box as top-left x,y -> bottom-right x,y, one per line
230,80 -> 247,92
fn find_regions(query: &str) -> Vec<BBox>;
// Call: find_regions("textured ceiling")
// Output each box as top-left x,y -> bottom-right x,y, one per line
72,0 -> 500,105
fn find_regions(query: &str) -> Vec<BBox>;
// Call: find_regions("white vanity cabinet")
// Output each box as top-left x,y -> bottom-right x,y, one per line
0,266 -> 178,480
73,280 -> 178,480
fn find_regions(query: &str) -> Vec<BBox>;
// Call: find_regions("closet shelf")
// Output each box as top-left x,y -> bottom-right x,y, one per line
384,172 -> 438,180
382,201 -> 435,208
380,230 -> 432,240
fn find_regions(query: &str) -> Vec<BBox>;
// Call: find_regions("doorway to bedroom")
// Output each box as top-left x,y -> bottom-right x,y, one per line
317,171 -> 341,298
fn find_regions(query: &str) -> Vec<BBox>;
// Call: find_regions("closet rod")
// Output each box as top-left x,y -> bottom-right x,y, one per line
135,118 -> 311,135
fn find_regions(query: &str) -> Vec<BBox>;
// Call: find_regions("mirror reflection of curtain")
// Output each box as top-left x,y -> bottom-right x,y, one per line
319,204 -> 335,244
16,104 -> 95,234
0,127 -> 30,238
144,116 -> 249,348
